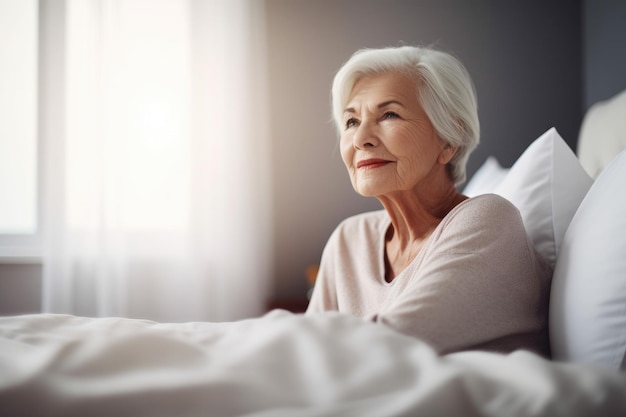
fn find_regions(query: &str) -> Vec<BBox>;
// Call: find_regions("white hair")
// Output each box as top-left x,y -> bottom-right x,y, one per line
331,45 -> 480,185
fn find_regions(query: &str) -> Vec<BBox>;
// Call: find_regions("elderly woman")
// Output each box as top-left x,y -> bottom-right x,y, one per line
306,45 -> 552,357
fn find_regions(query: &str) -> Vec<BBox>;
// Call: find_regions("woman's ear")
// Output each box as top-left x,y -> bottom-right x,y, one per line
438,143 -> 458,165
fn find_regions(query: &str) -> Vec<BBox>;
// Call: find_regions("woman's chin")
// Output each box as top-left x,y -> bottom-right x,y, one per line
354,185 -> 385,198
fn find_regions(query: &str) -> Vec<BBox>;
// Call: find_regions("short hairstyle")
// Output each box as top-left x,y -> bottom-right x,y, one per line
331,45 -> 480,185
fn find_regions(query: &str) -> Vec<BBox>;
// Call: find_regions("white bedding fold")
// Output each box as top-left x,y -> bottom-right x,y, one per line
0,311 -> 625,417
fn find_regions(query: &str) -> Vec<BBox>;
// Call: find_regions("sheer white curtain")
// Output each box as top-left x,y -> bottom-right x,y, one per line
42,0 -> 272,322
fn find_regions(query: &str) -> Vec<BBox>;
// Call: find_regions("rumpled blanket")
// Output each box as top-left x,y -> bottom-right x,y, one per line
1,310 -> 625,416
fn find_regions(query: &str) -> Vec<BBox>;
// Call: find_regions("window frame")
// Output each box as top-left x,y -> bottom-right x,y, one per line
0,0 -> 54,263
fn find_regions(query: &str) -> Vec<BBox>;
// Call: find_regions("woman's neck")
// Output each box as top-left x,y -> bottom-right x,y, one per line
379,183 -> 466,249
379,182 -> 467,281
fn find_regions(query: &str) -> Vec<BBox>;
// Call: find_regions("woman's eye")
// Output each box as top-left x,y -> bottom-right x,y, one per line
345,118 -> 359,129
382,111 -> 399,120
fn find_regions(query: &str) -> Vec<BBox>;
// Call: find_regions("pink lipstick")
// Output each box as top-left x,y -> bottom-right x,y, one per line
357,158 -> 391,169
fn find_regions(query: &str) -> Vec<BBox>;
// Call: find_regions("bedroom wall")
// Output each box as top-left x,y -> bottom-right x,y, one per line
266,0 -> 583,302
0,264 -> 41,315
583,0 -> 626,109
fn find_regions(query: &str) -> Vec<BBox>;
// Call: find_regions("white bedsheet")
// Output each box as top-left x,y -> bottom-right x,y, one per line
1,311 -> 625,417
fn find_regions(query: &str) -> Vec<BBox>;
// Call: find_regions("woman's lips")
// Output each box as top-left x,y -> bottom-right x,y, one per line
357,158 -> 391,169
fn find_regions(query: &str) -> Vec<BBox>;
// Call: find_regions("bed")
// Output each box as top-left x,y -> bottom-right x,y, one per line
2,95 -> 626,416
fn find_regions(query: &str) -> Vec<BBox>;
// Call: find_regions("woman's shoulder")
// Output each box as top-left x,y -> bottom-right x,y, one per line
457,193 -> 519,217
332,209 -> 389,238
429,193 -> 531,257
446,193 -> 523,230
338,209 -> 388,227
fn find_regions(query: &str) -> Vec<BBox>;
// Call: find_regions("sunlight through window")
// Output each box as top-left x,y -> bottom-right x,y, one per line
0,0 -> 38,234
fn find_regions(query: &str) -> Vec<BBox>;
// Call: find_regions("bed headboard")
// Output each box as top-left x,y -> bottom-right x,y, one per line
577,88 -> 626,178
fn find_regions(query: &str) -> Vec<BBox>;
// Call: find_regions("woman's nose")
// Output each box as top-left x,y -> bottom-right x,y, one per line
352,121 -> 379,149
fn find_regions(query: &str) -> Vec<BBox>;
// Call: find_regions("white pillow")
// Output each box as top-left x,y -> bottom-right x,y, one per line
494,128 -> 593,269
550,149 -> 626,369
463,156 -> 509,197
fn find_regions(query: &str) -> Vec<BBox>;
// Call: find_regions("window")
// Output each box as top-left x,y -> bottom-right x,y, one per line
0,0 -> 39,259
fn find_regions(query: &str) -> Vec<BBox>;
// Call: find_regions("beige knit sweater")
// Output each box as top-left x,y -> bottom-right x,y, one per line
307,194 -> 552,356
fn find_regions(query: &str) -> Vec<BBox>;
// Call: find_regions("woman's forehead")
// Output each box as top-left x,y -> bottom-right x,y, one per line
346,72 -> 419,110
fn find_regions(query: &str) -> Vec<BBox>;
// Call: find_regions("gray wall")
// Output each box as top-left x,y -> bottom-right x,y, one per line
267,0 -> 583,300
583,0 -> 626,108
0,263 -> 41,315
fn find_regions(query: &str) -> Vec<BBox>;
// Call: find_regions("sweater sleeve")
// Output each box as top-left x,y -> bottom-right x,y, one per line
375,195 -> 552,355
306,211 -> 387,316
306,227 -> 340,314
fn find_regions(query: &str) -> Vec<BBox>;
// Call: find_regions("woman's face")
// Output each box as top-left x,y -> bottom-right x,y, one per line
340,71 -> 454,198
